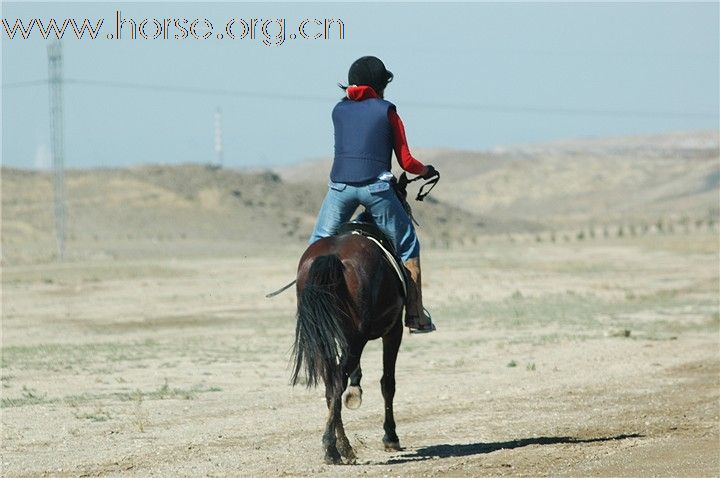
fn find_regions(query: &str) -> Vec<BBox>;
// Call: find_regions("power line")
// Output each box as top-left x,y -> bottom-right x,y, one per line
3,77 -> 718,119
71,78 -> 333,104
3,79 -> 48,88
400,100 -> 718,120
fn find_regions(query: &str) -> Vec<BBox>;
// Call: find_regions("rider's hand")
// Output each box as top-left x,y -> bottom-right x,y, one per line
421,165 -> 439,179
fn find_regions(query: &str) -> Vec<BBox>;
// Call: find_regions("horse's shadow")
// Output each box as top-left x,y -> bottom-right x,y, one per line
383,433 -> 643,465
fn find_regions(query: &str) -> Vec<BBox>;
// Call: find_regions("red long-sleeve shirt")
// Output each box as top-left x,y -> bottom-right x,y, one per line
345,85 -> 426,175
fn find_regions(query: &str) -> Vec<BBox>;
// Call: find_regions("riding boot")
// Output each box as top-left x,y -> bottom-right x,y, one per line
403,257 -> 436,333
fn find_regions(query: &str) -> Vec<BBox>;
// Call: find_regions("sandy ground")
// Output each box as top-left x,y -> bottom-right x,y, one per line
1,234 -> 719,477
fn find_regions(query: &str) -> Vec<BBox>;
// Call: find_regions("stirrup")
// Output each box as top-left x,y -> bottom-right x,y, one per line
407,307 -> 436,334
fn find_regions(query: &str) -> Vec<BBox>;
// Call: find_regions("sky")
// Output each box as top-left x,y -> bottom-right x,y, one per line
2,2 -> 719,170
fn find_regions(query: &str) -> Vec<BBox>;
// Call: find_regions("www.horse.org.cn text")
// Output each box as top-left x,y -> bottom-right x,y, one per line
2,11 -> 346,46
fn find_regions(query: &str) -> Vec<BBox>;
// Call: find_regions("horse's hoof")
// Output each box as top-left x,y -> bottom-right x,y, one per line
324,450 -> 343,465
383,441 -> 402,452
338,444 -> 357,462
343,385 -> 362,410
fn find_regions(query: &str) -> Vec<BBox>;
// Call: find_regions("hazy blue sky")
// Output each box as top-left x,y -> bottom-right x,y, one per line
2,2 -> 718,170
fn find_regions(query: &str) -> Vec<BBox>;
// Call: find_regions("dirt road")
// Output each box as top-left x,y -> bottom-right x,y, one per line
2,234 -> 718,477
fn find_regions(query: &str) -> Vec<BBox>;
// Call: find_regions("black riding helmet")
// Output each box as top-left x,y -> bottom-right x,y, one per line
345,56 -> 394,94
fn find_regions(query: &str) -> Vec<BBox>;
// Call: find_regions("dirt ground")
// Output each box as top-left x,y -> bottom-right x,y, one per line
1,233 -> 718,477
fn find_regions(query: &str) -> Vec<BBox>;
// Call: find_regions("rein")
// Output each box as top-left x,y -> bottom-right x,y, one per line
400,171 -> 440,202
394,171 -> 440,226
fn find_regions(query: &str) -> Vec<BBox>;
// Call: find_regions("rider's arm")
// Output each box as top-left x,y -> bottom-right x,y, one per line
388,108 -> 429,176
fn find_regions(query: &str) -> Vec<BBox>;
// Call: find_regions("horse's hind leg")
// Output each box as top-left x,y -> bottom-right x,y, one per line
381,320 -> 403,451
335,413 -> 356,463
322,375 -> 343,465
336,349 -> 363,462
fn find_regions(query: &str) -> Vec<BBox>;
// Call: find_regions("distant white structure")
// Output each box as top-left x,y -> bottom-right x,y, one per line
34,144 -> 51,170
214,107 -> 223,168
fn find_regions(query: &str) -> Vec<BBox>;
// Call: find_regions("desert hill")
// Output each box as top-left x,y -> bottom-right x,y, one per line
1,164 -> 501,265
2,130 -> 717,265
277,130 -> 719,227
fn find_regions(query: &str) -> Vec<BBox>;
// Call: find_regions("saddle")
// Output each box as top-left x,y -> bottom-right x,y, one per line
337,219 -> 408,299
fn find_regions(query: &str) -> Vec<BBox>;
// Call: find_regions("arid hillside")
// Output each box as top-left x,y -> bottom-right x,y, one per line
1,165 -> 498,265
277,130 -> 719,227
2,130 -> 717,265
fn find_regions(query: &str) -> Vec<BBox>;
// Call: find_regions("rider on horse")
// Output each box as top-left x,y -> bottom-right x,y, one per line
308,56 -> 437,333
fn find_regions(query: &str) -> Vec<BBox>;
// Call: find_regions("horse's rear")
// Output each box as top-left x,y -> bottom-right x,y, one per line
292,233 -> 405,464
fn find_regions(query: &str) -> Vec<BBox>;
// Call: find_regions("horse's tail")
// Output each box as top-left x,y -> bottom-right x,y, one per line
291,254 -> 349,397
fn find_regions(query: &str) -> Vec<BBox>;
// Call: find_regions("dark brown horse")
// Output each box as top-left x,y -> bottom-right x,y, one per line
291,231 -> 405,464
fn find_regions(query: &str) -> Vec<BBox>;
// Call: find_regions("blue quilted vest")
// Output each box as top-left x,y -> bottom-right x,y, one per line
330,97 -> 395,183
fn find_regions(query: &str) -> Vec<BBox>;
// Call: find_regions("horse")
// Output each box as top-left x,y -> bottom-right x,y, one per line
291,230 -> 406,464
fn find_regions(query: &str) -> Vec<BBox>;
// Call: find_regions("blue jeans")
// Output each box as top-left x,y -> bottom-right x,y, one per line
309,177 -> 420,261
